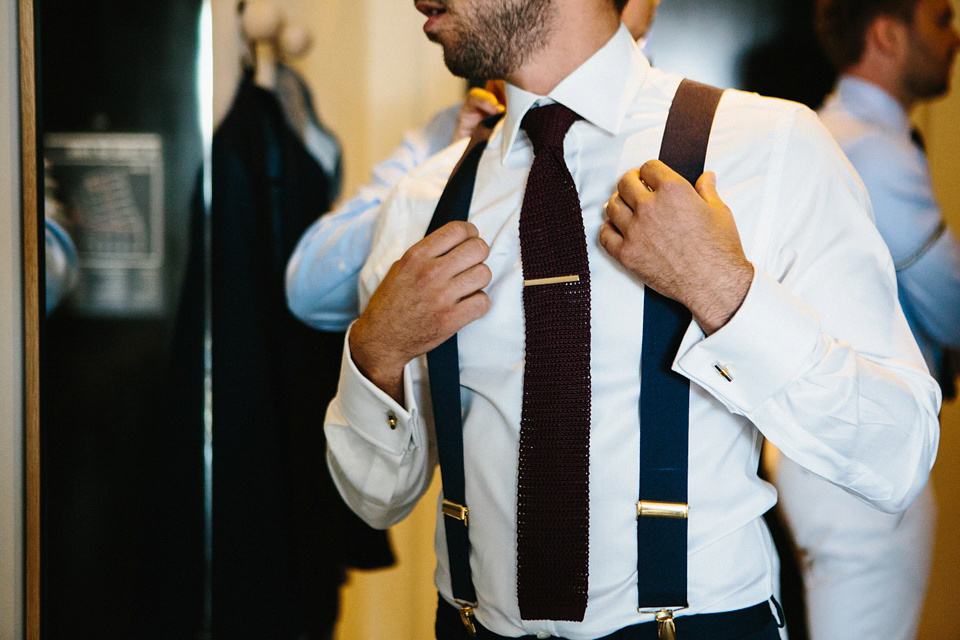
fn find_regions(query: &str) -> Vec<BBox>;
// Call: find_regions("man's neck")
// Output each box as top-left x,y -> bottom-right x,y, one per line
506,5 -> 620,96
846,64 -> 916,111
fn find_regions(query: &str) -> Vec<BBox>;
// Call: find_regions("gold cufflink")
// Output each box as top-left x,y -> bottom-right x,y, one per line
713,362 -> 733,382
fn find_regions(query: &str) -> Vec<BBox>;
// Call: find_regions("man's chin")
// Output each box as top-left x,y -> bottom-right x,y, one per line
442,55 -> 476,80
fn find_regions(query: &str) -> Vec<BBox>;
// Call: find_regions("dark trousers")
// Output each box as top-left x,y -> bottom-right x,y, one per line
435,597 -> 781,640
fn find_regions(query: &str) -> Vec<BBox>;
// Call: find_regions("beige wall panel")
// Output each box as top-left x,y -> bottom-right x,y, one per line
335,479 -> 441,640
915,2 -> 960,635
285,0 -> 463,199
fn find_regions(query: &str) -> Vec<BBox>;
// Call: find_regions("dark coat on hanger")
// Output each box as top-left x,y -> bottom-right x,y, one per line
172,73 -> 394,640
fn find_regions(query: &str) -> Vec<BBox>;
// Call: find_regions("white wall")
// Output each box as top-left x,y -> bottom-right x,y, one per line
0,0 -> 25,637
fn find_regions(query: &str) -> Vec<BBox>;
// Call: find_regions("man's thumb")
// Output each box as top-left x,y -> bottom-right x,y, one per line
695,171 -> 719,203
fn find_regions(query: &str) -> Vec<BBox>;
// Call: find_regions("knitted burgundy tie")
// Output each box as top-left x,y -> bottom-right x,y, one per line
516,103 -> 591,622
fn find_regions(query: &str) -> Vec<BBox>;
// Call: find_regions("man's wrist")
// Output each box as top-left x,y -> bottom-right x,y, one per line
691,260 -> 755,335
349,317 -> 406,404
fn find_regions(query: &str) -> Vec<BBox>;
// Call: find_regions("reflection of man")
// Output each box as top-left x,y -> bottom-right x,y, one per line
323,0 -> 940,638
286,0 -> 661,331
774,1 -> 960,639
44,160 -> 79,312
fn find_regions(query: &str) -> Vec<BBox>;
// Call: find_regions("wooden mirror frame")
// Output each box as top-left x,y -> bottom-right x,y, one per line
19,0 -> 41,637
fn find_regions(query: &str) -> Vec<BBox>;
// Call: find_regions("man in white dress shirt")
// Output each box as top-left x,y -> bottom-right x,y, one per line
322,0 -> 941,638
773,1 -> 960,639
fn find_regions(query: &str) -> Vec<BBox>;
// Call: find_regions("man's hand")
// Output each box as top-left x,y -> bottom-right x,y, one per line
350,221 -> 493,403
453,85 -> 505,142
599,161 -> 754,335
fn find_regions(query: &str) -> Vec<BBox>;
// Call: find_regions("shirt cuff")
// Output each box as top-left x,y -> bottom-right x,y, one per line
674,268 -> 821,414
338,325 -> 422,456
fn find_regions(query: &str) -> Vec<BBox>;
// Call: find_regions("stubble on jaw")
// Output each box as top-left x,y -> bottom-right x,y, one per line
901,30 -> 951,100
430,0 -> 556,80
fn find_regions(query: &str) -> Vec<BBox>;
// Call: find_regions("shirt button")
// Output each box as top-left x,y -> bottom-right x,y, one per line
386,411 -> 398,430
536,633 -> 551,639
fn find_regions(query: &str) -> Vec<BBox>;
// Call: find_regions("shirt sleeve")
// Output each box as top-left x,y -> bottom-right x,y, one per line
324,325 -> 438,529
44,216 -> 80,313
321,159 -> 457,529
843,134 -> 960,348
285,104 -> 461,331
675,107 -> 941,514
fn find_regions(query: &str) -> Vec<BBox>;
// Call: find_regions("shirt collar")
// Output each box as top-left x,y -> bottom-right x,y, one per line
834,75 -> 911,138
498,24 -> 649,163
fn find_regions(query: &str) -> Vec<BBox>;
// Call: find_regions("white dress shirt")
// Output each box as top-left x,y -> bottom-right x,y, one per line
324,27 -> 940,640
770,75 -> 958,640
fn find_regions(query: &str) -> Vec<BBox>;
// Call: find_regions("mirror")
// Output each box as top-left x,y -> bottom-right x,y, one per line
37,0 -> 208,637
30,1 -> 436,638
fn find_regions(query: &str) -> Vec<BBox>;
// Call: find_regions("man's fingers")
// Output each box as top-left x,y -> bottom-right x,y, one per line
401,222 -> 490,303
454,87 -> 506,141
485,79 -> 507,105
440,231 -> 489,266
453,261 -> 492,294
441,239 -> 491,293
453,290 -> 491,325
695,171 -> 721,206
604,191 -> 641,232
465,87 -> 505,114
616,167 -> 659,209
636,159 -> 674,191
414,221 -> 480,260
598,220 -> 624,258
635,159 -> 693,195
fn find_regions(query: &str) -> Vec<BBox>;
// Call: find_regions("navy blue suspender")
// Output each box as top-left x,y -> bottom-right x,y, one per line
425,115 -> 503,631
638,80 -> 723,621
424,80 -> 723,634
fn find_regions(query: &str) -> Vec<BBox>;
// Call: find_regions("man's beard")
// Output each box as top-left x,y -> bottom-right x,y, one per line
902,34 -> 953,101
903,60 -> 951,100
431,0 -> 554,80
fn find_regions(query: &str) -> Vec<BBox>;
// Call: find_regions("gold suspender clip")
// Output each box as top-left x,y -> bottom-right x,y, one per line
456,600 -> 478,637
656,609 -> 677,640
442,499 -> 469,526
443,501 -> 473,633
637,500 -> 690,520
